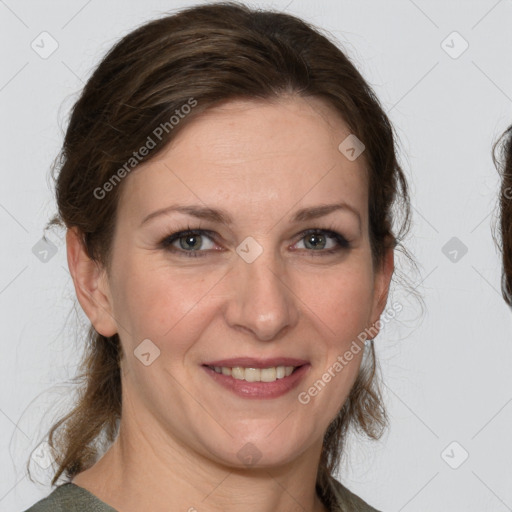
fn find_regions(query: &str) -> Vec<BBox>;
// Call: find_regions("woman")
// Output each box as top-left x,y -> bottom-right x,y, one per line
493,125 -> 512,308
24,2 -> 415,511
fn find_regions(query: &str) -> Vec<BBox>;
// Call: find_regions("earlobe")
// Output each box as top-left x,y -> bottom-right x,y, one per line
370,245 -> 395,336
66,227 -> 118,337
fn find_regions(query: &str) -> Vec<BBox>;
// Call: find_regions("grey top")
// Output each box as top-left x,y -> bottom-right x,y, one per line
23,475 -> 381,512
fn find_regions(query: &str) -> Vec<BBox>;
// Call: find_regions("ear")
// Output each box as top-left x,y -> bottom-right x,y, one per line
368,244 -> 395,338
66,227 -> 118,337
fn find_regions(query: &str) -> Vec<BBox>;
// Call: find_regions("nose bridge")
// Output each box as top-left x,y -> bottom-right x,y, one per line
225,237 -> 298,341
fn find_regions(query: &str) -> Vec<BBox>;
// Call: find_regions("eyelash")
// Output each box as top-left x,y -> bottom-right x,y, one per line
158,224 -> 352,259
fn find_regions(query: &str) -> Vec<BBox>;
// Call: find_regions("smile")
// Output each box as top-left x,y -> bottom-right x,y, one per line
202,363 -> 310,399
207,365 -> 297,382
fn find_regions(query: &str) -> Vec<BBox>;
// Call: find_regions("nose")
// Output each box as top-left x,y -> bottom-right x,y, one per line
224,245 -> 300,342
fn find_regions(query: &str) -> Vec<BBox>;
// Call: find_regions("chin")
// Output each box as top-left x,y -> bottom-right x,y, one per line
201,429 -> 312,470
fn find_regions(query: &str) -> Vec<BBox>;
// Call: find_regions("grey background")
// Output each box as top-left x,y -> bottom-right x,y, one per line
1,0 -> 512,511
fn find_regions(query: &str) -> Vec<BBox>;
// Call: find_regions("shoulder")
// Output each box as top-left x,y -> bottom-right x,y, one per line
327,475 -> 383,512
22,483 -> 118,512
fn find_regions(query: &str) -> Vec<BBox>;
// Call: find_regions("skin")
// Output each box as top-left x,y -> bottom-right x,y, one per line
67,95 -> 394,512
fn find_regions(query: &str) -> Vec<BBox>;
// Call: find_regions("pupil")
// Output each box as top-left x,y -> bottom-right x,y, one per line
182,235 -> 201,250
307,233 -> 324,250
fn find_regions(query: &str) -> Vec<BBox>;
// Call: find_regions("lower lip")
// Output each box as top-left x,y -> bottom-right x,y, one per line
202,364 -> 310,399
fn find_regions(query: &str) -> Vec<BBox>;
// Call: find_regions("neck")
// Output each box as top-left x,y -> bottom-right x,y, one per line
72,412 -> 329,512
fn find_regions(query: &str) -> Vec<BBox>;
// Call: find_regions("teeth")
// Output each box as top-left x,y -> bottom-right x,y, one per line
210,365 -> 297,382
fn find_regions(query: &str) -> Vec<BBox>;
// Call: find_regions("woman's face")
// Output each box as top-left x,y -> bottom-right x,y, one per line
76,96 -> 393,469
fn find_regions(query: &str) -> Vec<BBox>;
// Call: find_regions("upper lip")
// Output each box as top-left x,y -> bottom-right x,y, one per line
203,357 -> 309,368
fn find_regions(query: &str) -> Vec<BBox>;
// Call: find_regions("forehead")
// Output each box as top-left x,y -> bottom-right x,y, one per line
118,96 -> 368,228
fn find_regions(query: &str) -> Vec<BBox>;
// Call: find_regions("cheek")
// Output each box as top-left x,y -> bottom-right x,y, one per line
112,257 -> 221,351
112,248 -> 375,358
296,263 -> 375,340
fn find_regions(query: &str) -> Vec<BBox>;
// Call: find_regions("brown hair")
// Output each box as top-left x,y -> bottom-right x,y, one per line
493,125 -> 512,307
28,1 -> 418,500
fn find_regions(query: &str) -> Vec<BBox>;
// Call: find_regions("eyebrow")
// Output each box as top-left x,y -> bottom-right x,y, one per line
140,202 -> 362,231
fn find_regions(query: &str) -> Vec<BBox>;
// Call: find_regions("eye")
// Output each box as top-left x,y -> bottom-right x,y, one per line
160,228 -> 218,258
292,229 -> 351,255
159,226 -> 352,258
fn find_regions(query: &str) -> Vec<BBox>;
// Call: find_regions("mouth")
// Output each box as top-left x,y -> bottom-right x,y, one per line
201,358 -> 310,399
204,364 -> 302,382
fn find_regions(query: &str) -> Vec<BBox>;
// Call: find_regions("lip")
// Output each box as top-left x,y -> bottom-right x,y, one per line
202,362 -> 311,399
202,357 -> 309,368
